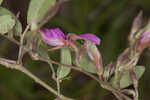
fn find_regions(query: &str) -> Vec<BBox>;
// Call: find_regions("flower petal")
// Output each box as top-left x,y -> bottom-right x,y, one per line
136,29 -> 150,52
79,33 -> 101,44
49,28 -> 65,39
40,28 -> 65,46
140,29 -> 150,43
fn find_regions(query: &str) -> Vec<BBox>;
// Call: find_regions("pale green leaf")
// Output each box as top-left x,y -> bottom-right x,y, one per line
37,47 -> 49,59
71,43 -> 97,73
0,15 -> 15,34
57,48 -> 72,79
0,7 -> 22,36
13,19 -> 22,36
79,54 -> 97,73
27,0 -> 56,24
0,0 -> 3,5
111,66 -> 145,89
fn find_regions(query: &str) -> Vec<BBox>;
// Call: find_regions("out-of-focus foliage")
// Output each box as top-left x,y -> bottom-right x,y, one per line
0,7 -> 22,36
0,0 -> 150,100
0,0 -> 3,5
27,0 -> 56,24
0,14 -> 15,34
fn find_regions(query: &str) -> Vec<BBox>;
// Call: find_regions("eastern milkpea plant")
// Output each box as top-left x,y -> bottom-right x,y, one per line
0,0 -> 149,100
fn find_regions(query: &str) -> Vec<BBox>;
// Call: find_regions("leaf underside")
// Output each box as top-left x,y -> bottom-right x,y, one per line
57,48 -> 72,79
0,15 -> 15,34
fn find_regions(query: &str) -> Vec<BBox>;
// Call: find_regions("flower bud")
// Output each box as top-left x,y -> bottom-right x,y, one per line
129,11 -> 143,45
86,41 -> 103,76
131,11 -> 143,34
136,29 -> 150,53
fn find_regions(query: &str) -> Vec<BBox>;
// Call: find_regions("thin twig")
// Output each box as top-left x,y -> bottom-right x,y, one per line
40,57 -> 60,94
2,34 -> 129,100
17,25 -> 30,64
56,77 -> 61,95
0,58 -> 73,100
112,92 -> 123,100
38,56 -> 130,100
2,35 -> 20,45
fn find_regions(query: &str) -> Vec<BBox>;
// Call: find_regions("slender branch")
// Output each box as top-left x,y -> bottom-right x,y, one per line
38,57 -> 100,82
2,35 -> 20,45
1,34 -> 129,100
38,56 -> 130,100
0,58 -> 73,100
17,25 -> 30,64
43,56 -> 60,95
112,92 -> 123,100
56,77 -> 61,95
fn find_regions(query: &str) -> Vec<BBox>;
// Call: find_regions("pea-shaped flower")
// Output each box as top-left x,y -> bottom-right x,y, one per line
41,27 -> 103,75
40,28 -> 66,46
40,28 -> 101,46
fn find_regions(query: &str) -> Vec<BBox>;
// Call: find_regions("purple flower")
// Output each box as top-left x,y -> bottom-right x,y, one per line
40,27 -> 103,75
79,34 -> 101,44
40,28 -> 65,46
40,27 -> 101,47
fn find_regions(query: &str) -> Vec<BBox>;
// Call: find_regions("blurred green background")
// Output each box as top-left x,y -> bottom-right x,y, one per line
0,0 -> 150,100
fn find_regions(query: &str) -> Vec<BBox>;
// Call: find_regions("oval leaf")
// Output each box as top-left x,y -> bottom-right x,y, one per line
111,66 -> 145,89
0,15 -> 15,34
57,48 -> 72,79
0,7 -> 22,36
27,0 -> 56,24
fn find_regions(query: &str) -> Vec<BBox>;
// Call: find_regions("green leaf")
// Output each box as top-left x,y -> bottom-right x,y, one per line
0,0 -> 3,5
78,54 -> 97,73
27,0 -> 56,24
57,48 -> 72,79
71,43 -> 97,73
0,15 -> 15,34
37,46 -> 49,59
0,7 -> 22,36
13,18 -> 22,36
111,66 -> 145,89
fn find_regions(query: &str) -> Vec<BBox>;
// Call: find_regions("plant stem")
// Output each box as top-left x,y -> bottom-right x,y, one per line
17,25 -> 30,64
1,35 -> 130,100
0,58 -> 73,100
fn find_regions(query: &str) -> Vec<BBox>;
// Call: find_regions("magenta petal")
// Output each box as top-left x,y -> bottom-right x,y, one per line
40,28 -> 65,46
140,30 -> 150,43
49,28 -> 65,39
79,33 -> 101,44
